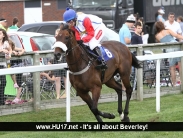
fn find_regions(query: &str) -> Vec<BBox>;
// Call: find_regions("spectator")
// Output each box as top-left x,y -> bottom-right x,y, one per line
138,17 -> 149,44
54,28 -> 60,37
119,14 -> 136,45
164,12 -> 182,41
131,22 -> 143,45
8,39 -> 25,104
8,17 -> 19,32
27,70 -> 56,103
156,7 -> 165,23
48,58 -> 67,99
0,28 -> 12,105
0,18 -> 8,31
119,14 -> 135,91
176,16 -> 183,36
129,13 -> 139,36
40,71 -> 56,82
154,21 -> 183,86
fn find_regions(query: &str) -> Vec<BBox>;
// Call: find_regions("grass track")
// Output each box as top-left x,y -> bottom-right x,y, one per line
0,93 -> 182,138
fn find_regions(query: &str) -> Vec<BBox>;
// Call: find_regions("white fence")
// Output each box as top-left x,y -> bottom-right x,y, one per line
137,51 -> 183,113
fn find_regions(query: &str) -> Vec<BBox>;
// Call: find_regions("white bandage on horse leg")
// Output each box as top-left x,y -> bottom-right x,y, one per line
120,112 -> 124,120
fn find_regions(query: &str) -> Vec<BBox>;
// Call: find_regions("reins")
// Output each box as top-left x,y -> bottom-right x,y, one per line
65,44 -> 85,66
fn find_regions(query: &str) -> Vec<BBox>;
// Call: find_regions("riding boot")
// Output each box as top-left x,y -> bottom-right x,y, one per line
94,47 -> 108,69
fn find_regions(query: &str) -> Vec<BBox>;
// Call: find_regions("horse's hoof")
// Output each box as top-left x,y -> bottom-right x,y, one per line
109,113 -> 115,119
121,117 -> 130,122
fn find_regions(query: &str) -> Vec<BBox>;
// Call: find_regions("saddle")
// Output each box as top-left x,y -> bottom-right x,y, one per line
81,44 -> 98,59
77,40 -> 98,58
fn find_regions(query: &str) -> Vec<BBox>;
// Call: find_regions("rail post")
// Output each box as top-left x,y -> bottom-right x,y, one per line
33,53 -> 41,111
137,46 -> 143,101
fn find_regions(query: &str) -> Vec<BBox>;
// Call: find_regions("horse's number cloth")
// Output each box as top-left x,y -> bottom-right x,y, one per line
99,46 -> 113,61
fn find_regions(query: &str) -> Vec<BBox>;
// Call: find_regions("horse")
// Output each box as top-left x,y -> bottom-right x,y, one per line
54,23 -> 141,122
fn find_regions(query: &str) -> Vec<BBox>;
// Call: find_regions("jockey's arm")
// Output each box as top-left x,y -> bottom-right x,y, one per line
82,17 -> 95,43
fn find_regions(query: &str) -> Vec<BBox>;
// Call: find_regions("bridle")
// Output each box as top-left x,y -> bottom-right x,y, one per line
63,29 -> 90,66
65,43 -> 86,66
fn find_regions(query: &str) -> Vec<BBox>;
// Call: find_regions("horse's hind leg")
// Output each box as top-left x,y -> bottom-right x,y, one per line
77,90 -> 103,122
105,78 -> 124,121
121,75 -> 132,122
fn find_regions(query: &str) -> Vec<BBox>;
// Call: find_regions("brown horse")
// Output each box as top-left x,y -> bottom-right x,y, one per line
54,24 -> 141,122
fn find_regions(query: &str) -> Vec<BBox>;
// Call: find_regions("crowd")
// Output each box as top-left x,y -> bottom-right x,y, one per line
0,17 -> 67,105
118,7 -> 183,87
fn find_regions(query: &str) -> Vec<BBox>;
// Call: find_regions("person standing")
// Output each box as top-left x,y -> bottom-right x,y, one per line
8,39 -> 25,104
0,28 -> 12,105
154,21 -> 183,86
0,18 -> 8,31
119,14 -> 136,45
177,16 -> 183,36
118,14 -> 135,91
164,12 -> 182,41
131,22 -> 143,45
138,17 -> 149,44
156,7 -> 165,23
8,17 -> 19,32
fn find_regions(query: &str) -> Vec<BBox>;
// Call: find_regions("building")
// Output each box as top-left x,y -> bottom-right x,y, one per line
0,0 -> 67,27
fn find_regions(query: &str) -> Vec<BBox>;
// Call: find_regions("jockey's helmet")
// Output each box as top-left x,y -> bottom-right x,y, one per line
63,8 -> 77,22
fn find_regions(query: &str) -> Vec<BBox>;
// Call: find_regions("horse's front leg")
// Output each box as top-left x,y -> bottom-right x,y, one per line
77,90 -> 103,122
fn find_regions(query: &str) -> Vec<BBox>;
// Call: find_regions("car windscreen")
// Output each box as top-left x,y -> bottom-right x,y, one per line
38,25 -> 59,35
31,35 -> 56,50
9,34 -> 23,48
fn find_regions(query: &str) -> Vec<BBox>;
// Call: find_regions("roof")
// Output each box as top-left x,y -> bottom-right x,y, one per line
8,31 -> 53,37
21,21 -> 65,26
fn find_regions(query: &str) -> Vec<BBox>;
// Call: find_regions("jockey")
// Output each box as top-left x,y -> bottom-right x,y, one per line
63,8 -> 108,69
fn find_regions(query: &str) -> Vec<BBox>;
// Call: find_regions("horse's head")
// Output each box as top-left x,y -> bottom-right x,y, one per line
56,23 -> 77,50
53,23 -> 77,60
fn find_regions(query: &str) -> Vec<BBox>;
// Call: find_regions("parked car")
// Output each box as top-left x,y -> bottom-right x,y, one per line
8,32 -> 24,49
8,32 -> 56,52
8,32 -> 56,65
18,21 -> 65,35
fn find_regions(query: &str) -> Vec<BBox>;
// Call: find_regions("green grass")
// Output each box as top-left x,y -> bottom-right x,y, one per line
0,93 -> 183,137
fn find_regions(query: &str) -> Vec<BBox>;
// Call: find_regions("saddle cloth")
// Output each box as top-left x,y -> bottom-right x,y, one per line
87,46 -> 113,61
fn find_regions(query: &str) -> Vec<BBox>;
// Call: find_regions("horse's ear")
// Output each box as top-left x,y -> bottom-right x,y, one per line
60,23 -> 65,30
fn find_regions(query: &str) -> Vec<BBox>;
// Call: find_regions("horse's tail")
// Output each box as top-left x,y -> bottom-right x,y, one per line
131,52 -> 142,68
